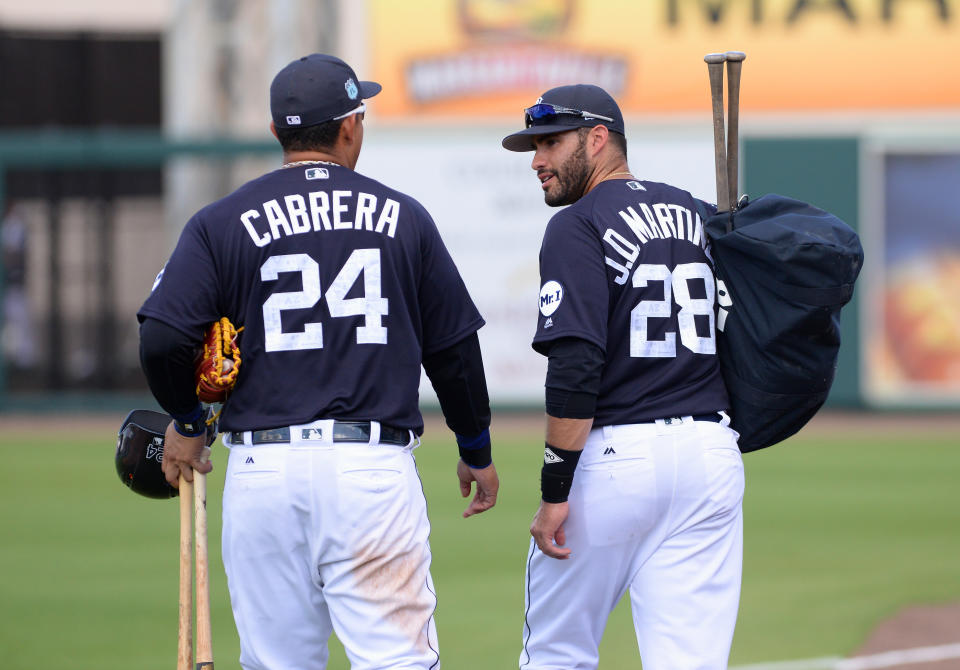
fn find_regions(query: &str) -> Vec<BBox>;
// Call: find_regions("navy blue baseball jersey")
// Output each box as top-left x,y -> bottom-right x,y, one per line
139,163 -> 484,434
533,179 -> 729,426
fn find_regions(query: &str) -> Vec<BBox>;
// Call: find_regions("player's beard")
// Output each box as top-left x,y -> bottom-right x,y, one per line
544,133 -> 590,207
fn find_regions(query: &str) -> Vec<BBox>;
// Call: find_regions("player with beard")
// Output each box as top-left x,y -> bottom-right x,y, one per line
502,84 -> 744,669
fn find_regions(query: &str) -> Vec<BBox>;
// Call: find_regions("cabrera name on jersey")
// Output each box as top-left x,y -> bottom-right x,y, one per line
533,179 -> 729,426
239,176 -> 401,247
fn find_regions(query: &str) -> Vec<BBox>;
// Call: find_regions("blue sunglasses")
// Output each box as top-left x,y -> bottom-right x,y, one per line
524,103 -> 615,128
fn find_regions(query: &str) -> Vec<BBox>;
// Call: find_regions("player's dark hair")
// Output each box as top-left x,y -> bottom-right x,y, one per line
578,127 -> 628,160
275,118 -> 345,152
608,131 -> 628,160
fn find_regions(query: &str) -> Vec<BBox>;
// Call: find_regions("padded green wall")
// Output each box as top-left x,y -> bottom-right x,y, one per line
742,137 -> 861,406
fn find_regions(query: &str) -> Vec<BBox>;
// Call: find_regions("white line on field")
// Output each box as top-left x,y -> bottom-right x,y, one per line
731,642 -> 960,670
731,656 -> 840,670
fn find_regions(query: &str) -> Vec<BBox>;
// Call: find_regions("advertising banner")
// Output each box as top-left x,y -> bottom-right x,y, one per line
369,0 -> 960,117
864,151 -> 960,405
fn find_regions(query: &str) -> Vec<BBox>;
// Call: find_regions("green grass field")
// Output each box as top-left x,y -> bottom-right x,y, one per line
1,413 -> 957,669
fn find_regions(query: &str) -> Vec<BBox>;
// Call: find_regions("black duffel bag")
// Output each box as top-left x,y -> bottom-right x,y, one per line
704,194 -> 864,452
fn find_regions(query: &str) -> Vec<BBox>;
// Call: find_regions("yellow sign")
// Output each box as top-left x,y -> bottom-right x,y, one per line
368,0 -> 960,117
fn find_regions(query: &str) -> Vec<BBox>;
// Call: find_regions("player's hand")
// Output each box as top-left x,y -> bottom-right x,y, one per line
162,421 -> 213,487
457,460 -> 499,518
530,501 -> 571,560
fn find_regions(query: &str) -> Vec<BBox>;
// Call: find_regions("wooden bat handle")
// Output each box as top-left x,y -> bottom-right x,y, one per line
194,470 -> 214,670
725,51 -> 746,211
704,53 -> 729,212
178,474 -> 194,670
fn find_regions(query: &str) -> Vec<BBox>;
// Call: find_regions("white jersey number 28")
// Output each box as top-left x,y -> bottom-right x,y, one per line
261,249 -> 388,352
630,262 -> 715,358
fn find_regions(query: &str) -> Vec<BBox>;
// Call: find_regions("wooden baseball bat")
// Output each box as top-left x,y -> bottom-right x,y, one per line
178,474 -> 194,670
194,468 -> 214,670
724,51 -> 746,212
704,53 -> 730,212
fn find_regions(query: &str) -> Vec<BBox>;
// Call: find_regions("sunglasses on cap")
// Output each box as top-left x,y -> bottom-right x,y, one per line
333,102 -> 366,121
524,103 -> 615,128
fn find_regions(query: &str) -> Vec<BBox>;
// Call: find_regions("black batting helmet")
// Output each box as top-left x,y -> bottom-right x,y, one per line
115,409 -> 178,499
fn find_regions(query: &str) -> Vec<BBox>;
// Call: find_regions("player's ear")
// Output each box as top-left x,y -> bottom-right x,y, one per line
269,122 -> 278,140
339,113 -> 360,145
588,124 -> 609,156
337,114 -> 355,144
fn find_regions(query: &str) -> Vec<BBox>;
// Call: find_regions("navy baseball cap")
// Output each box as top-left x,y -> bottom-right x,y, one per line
271,54 -> 382,130
502,84 -> 625,152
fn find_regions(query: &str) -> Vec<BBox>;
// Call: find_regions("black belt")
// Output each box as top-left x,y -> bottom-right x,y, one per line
228,420 -> 410,447
641,413 -> 723,425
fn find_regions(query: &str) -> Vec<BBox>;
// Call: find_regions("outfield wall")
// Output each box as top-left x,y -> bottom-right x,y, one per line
1,122 -> 959,412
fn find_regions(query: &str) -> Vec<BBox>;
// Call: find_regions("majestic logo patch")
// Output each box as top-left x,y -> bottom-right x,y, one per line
626,181 -> 645,191
305,167 -> 329,180
539,280 -> 563,317
345,78 -> 359,99
603,447 -> 616,455
286,115 -> 302,125
544,447 -> 563,464
245,456 -> 255,464
543,317 -> 553,329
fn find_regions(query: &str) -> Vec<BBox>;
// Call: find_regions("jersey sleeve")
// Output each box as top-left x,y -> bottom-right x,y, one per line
532,210 -> 608,355
694,197 -> 719,218
414,202 -> 485,356
137,213 -> 222,341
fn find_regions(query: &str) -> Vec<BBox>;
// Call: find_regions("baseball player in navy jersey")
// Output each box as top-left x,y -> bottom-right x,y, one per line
138,53 -> 499,670
502,84 -> 745,669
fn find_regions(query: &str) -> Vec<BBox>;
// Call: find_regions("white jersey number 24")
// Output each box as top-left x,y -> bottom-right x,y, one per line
630,262 -> 715,358
261,249 -> 388,352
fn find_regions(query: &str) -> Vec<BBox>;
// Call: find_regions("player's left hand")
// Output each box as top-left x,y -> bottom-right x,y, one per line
531,501 -> 571,560
457,460 -> 499,518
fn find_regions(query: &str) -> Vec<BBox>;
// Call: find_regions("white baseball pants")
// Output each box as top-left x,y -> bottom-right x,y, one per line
221,423 -> 440,670
520,415 -> 744,670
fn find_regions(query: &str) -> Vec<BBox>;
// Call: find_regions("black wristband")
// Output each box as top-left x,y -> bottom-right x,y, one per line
173,405 -> 206,438
174,419 -> 206,438
457,429 -> 492,469
540,442 -> 582,503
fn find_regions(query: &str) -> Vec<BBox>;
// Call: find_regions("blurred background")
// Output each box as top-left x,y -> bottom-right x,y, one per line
1,4 -> 958,670
0,0 -> 958,413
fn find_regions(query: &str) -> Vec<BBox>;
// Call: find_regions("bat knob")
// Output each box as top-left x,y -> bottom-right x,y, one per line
725,51 -> 746,62
704,53 -> 727,64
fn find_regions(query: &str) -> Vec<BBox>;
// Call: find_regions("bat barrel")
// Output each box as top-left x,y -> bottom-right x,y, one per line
725,52 -> 746,211
178,475 -> 194,670
194,471 -> 214,670
704,52 -> 729,211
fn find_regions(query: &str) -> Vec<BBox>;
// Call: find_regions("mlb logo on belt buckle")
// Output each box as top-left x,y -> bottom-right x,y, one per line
301,428 -> 324,440
663,417 -> 681,425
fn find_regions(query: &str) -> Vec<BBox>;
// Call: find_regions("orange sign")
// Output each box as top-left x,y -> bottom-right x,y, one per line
368,0 -> 960,116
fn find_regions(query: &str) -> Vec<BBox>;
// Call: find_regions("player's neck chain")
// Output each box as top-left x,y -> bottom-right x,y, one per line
281,159 -> 342,169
